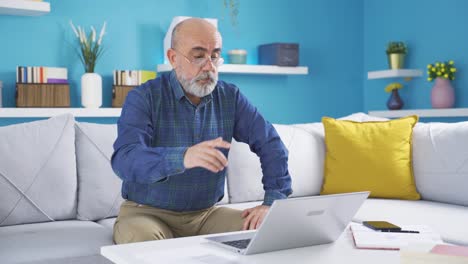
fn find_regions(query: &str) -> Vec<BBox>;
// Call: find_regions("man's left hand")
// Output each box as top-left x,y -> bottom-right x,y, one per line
241,205 -> 270,230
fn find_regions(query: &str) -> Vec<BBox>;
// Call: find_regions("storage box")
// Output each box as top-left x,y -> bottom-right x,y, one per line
258,43 -> 299,66
112,85 -> 136,107
16,83 -> 70,107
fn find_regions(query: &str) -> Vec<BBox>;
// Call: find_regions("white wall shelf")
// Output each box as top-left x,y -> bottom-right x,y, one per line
0,0 -> 50,16
0,108 -> 121,118
367,69 -> 423,80
157,64 -> 309,75
368,108 -> 468,118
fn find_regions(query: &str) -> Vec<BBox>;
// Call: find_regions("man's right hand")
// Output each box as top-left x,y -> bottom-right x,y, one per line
183,137 -> 231,173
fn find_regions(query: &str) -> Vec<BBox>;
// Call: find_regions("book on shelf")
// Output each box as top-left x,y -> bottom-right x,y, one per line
350,223 -> 442,250
16,66 -> 68,84
113,70 -> 156,86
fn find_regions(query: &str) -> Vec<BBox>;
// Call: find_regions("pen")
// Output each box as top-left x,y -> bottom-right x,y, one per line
381,230 -> 419,233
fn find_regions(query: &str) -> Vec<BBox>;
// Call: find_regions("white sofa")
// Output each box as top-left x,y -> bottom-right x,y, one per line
0,113 -> 467,264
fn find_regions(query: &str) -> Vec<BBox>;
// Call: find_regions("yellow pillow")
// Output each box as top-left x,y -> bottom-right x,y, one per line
321,115 -> 420,200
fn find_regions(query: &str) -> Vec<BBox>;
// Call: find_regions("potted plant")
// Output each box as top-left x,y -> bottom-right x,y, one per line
386,41 -> 407,69
385,82 -> 404,110
223,0 -> 240,27
427,60 -> 457,108
69,21 -> 107,108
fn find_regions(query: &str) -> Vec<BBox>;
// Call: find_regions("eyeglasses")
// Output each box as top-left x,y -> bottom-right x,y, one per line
174,49 -> 224,68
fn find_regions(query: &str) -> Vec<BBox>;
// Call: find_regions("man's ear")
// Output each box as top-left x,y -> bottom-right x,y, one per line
167,48 -> 177,69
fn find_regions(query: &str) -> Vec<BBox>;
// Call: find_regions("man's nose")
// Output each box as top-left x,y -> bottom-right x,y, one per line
201,58 -> 215,71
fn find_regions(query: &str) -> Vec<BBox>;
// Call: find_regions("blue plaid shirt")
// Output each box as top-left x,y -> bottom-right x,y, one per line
111,71 -> 292,211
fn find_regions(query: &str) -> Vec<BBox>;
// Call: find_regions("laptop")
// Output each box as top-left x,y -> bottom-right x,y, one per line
205,191 -> 370,255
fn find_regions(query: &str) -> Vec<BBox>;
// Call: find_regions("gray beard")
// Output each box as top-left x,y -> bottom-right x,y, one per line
179,71 -> 218,98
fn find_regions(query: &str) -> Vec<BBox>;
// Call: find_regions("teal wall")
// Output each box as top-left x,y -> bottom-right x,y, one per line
364,0 -> 468,114
0,0 -> 364,125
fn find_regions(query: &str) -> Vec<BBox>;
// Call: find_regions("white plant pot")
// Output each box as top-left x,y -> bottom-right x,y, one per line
81,73 -> 102,108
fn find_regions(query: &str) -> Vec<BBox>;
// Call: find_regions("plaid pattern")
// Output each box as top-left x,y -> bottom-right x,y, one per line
111,71 -> 292,211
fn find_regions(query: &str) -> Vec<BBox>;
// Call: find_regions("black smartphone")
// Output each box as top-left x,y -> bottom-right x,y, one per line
362,221 -> 401,232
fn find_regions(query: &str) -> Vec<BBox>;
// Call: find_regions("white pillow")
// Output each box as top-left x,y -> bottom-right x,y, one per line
0,114 -> 77,226
293,112 -> 389,137
413,122 -> 468,206
75,122 -> 124,221
227,124 -> 324,203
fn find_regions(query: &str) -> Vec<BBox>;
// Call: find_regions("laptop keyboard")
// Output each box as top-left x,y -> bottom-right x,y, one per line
222,239 -> 251,249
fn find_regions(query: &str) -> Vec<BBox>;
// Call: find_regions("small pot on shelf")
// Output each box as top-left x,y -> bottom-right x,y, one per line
387,53 -> 405,70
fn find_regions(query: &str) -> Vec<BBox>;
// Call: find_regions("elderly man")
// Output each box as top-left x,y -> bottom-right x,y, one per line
111,18 -> 292,244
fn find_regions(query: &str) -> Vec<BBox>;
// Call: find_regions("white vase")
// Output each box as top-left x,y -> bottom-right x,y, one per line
81,73 -> 102,108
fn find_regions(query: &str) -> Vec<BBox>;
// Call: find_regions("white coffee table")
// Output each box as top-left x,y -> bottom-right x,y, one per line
101,228 -> 400,264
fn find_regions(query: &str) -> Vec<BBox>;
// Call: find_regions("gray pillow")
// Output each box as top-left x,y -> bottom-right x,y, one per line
75,122 -> 123,221
0,114 -> 77,226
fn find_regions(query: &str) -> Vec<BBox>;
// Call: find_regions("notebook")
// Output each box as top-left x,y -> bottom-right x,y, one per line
401,244 -> 468,264
350,223 -> 443,250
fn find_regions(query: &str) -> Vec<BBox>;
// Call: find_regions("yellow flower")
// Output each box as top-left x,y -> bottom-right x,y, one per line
436,63 -> 440,67
432,68 -> 436,72
449,60 -> 455,65
437,72 -> 441,76
427,64 -> 432,69
384,82 -> 403,93
441,68 -> 445,72
441,63 -> 446,67
427,78 -> 432,81
444,74 -> 449,78
451,68 -> 457,72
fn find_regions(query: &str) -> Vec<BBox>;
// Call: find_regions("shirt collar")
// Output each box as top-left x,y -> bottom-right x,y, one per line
170,70 -> 215,105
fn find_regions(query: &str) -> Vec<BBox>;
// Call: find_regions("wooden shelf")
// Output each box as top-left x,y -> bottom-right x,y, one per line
368,69 -> 423,80
0,108 -> 121,118
368,108 -> 468,118
157,64 -> 309,75
0,0 -> 50,16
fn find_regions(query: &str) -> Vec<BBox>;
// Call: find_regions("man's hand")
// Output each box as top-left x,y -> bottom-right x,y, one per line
183,137 -> 230,173
241,205 -> 270,230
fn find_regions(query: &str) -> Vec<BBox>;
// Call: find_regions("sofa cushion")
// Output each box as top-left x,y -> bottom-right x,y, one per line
221,201 -> 263,211
353,199 -> 468,246
98,217 -> 117,231
321,116 -> 420,200
0,114 -> 77,226
227,124 -> 324,203
413,122 -> 468,207
75,122 -> 124,221
293,112 -> 389,137
0,220 -> 114,263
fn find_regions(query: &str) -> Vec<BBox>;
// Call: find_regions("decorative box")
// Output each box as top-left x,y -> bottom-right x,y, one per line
112,85 -> 136,107
258,43 -> 299,66
16,83 -> 70,107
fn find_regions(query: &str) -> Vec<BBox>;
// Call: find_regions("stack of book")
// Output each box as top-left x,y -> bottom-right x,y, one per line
16,66 -> 68,84
15,66 -> 69,107
113,70 -> 156,86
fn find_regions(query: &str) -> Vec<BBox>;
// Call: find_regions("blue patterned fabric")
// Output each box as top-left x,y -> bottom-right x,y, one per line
111,71 -> 292,211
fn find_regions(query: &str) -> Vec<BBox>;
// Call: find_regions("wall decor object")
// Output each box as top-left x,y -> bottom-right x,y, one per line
385,82 -> 404,110
386,41 -> 407,69
70,21 -> 106,108
427,60 -> 456,108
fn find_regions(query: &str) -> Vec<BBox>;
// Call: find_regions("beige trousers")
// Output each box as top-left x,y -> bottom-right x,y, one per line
113,200 -> 244,244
